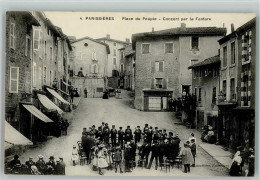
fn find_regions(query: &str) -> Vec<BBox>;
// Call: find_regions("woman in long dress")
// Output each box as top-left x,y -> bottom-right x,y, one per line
97,144 -> 108,175
71,145 -> 79,166
229,151 -> 243,176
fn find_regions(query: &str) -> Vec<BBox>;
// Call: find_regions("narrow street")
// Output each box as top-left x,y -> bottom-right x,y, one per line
19,90 -> 229,176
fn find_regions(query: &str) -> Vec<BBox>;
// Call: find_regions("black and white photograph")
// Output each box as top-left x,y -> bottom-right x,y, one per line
4,11 -> 256,177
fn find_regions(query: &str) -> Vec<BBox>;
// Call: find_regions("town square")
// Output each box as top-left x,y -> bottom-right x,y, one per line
3,12 -> 256,177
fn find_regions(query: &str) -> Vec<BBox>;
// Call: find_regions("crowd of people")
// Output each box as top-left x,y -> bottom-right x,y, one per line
5,154 -> 66,175
73,122 -> 197,175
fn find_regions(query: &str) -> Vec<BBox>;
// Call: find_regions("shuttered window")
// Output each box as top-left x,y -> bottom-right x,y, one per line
10,23 -> 16,49
155,78 -> 163,89
142,44 -> 150,54
33,28 -> 40,50
165,43 -> 173,53
155,61 -> 164,72
9,67 -> 19,93
33,63 -> 36,87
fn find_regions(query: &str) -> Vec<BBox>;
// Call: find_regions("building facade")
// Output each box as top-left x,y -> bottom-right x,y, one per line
132,24 -> 226,111
218,18 -> 255,149
5,11 -> 40,136
119,44 -> 135,90
189,56 -> 220,132
96,35 -> 130,88
71,36 -> 110,97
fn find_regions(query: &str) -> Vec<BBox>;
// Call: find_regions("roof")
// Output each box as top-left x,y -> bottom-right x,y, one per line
46,18 -> 62,37
188,55 -> 220,69
96,37 -> 130,45
56,26 -> 72,50
124,44 -> 135,57
132,26 -> 226,49
219,17 -> 256,44
71,36 -> 110,54
7,11 -> 40,26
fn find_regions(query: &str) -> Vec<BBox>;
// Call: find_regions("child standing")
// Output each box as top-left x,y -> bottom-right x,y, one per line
113,146 -> 124,173
181,143 -> 194,173
190,139 -> 196,167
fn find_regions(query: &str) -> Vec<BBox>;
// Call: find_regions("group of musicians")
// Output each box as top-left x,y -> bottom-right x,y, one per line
79,122 -> 182,175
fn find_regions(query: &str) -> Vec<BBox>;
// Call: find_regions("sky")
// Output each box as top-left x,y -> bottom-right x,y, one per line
44,12 -> 256,42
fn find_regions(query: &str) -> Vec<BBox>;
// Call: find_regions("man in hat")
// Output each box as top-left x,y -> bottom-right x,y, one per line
96,126 -> 103,141
101,122 -> 105,131
125,126 -> 133,142
59,157 -> 66,175
134,126 -> 142,144
46,156 -> 56,174
25,156 -> 35,170
118,127 -> 125,148
36,155 -> 46,174
139,140 -> 151,168
158,130 -> 164,143
110,125 -> 117,147
55,159 -> 64,175
143,124 -> 149,135
146,127 -> 153,144
162,129 -> 167,141
9,154 -> 21,169
147,140 -> 159,170
82,128 -> 88,136
153,128 -> 160,143
102,123 -> 110,145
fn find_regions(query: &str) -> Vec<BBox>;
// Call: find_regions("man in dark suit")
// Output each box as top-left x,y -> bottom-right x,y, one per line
25,157 -> 35,169
118,127 -> 125,148
147,140 -> 159,170
110,125 -> 117,147
134,126 -> 142,144
125,126 -> 133,143
36,155 -> 46,174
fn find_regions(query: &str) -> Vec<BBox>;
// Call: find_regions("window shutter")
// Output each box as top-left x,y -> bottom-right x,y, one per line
90,64 -> 94,73
163,78 -> 167,89
159,62 -> 164,72
151,78 -> 154,89
9,67 -> 19,93
96,64 -> 99,73
151,61 -> 155,73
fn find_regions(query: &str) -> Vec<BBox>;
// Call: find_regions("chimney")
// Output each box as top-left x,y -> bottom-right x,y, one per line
125,38 -> 130,43
223,23 -> 225,28
106,34 -> 110,39
231,23 -> 235,32
180,23 -> 186,30
152,27 -> 154,32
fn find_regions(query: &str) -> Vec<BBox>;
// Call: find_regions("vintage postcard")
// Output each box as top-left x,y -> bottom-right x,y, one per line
4,12 -> 256,176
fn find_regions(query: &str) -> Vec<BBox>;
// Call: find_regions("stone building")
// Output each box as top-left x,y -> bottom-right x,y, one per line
5,11 -> 40,137
96,35 -> 130,88
218,18 -> 255,149
71,36 -> 110,97
188,55 -> 220,132
119,44 -> 135,90
132,24 -> 226,111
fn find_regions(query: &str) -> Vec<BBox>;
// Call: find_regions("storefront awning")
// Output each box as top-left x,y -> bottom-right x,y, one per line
47,88 -> 70,105
62,81 -> 71,86
37,94 -> 64,114
23,104 -> 53,123
5,121 -> 33,148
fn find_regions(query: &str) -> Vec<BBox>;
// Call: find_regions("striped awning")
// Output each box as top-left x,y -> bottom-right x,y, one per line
23,104 -> 53,123
57,89 -> 70,96
5,121 -> 33,148
37,94 -> 63,114
47,88 -> 70,105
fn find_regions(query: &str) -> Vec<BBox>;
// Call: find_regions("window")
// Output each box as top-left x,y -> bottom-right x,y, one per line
190,59 -> 199,65
230,78 -> 236,100
198,88 -> 202,102
92,52 -> 96,60
33,28 -> 40,50
142,44 -> 150,54
113,58 -> 116,65
114,49 -> 117,56
97,87 -> 103,92
155,61 -> 164,72
43,67 -> 47,84
33,63 -> 36,87
231,42 -> 236,65
10,22 -> 16,49
49,71 -> 52,85
155,78 -> 163,89
212,87 -> 216,104
50,47 -> 53,61
113,42 -> 117,46
223,46 -> 227,67
44,41 -> 47,59
191,36 -> 199,50
194,87 -> 197,99
94,64 -> 98,74
121,51 -> 124,59
9,67 -> 19,93
120,63 -> 124,73
222,80 -> 227,98
243,75 -> 249,106
165,43 -> 173,53
25,35 -> 30,56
